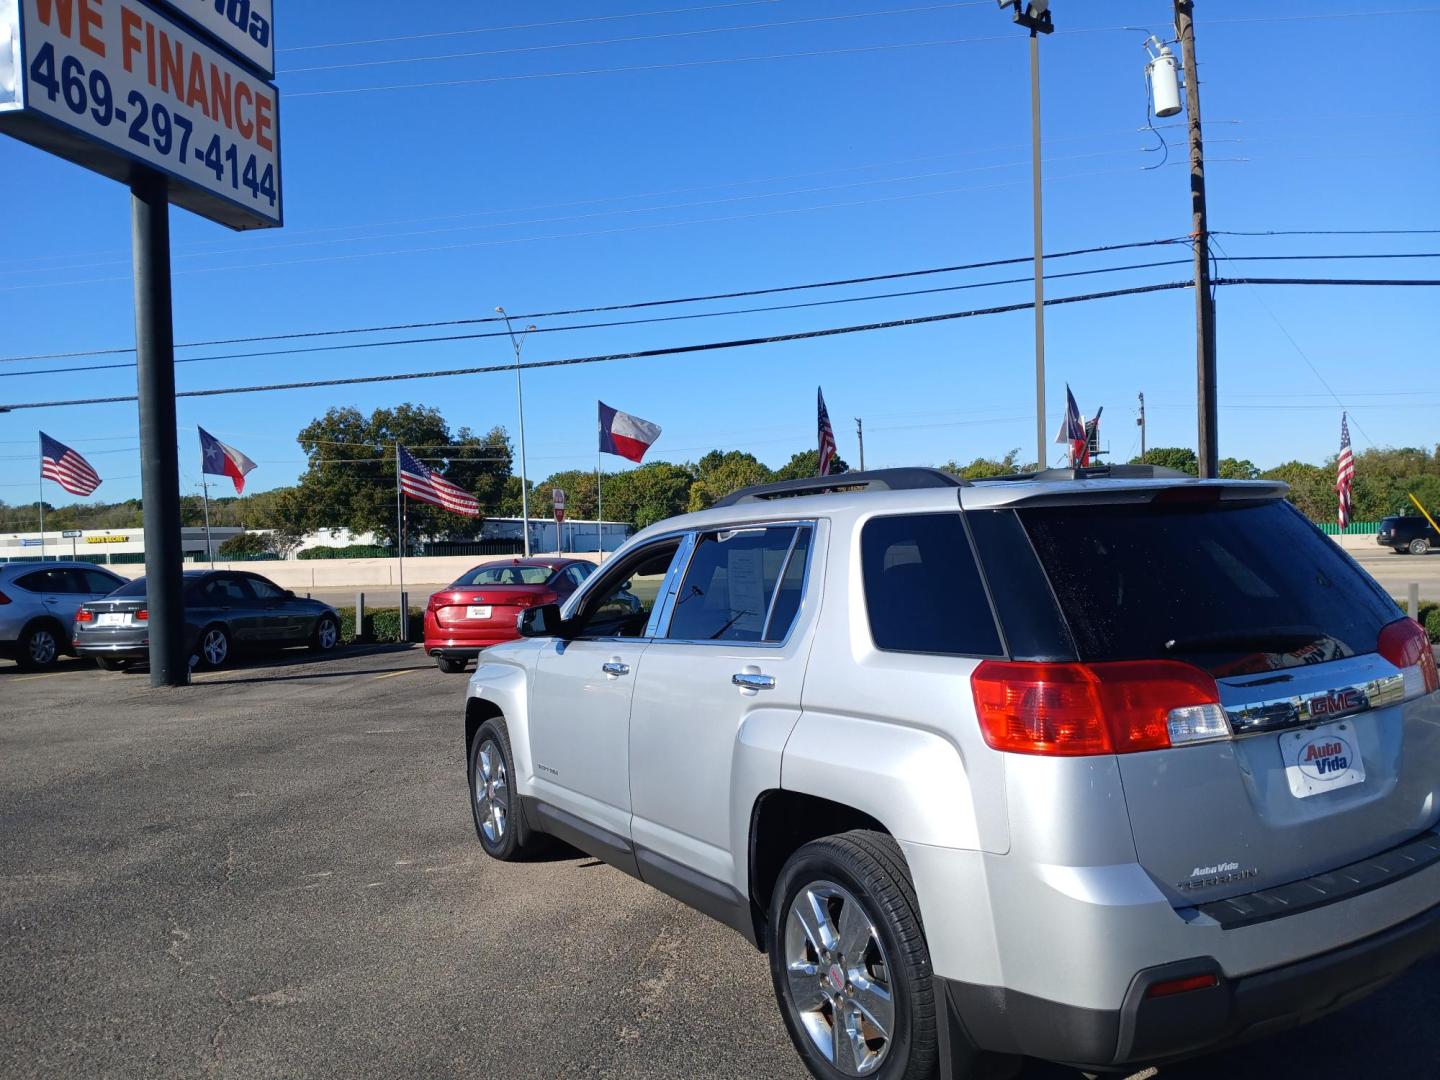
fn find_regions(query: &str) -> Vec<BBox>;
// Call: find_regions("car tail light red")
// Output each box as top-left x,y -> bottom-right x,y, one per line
0,589 -> 11,605
1378,617 -> 1439,695
76,609 -> 95,623
1147,973 -> 1219,999
136,609 -> 149,622
971,660 -> 1225,757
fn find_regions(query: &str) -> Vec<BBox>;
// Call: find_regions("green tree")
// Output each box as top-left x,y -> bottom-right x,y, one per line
604,462 -> 695,530
218,531 -> 271,558
276,405 -> 513,545
1130,447 -> 1199,476
771,449 -> 851,481
687,451 -> 772,512
1260,461 -> 1332,521
1217,457 -> 1260,480
940,449 -> 1026,480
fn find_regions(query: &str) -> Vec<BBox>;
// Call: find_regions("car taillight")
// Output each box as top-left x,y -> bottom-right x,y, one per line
1378,617 -> 1439,695
76,609 -> 95,623
0,589 -> 10,605
136,609 -> 149,622
971,660 -> 1227,757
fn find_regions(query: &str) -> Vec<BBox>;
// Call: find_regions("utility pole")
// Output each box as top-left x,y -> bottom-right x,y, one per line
1137,391 -> 1147,457
1175,0 -> 1217,478
855,417 -> 866,471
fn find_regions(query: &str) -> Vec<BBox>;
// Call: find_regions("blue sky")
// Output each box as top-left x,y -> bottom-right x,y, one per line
2,0 -> 1437,512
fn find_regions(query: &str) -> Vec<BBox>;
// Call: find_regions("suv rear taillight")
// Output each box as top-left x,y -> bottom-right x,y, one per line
1378,617 -> 1440,695
971,660 -> 1227,757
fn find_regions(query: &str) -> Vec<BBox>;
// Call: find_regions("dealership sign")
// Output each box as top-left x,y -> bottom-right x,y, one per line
152,0 -> 271,78
0,0 -> 281,229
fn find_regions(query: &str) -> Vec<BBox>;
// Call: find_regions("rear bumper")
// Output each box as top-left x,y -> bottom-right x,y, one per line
426,635 -> 515,658
939,894 -> 1440,1070
73,642 -> 152,661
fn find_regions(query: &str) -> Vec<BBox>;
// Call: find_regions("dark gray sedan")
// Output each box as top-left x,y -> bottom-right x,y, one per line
74,570 -> 341,671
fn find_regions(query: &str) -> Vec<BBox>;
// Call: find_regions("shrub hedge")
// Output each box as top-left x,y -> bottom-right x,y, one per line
332,606 -> 425,644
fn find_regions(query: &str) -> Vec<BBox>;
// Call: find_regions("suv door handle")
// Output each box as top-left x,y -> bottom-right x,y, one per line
602,661 -> 630,677
732,672 -> 775,691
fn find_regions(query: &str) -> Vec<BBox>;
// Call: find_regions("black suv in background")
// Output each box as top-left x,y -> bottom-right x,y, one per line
1378,515 -> 1439,555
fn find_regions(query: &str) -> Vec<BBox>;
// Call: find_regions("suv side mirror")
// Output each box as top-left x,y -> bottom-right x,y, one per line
518,603 -> 570,638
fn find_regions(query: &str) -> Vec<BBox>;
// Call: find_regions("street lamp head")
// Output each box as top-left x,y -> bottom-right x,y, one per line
494,305 -> 506,315
998,0 -> 1053,32
526,325 -> 537,333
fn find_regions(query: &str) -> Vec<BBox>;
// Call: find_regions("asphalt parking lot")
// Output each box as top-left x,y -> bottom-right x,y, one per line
2,647 -> 1439,1079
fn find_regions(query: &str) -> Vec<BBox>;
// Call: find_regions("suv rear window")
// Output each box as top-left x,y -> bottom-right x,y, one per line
1020,499 -> 1400,674
861,513 -> 1002,657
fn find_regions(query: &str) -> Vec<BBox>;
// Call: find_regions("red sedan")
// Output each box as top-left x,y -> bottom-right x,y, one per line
424,558 -> 596,673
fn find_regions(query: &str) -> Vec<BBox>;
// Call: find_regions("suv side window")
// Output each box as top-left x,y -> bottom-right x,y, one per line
572,539 -> 682,639
861,513 -> 1003,657
666,525 -> 807,643
81,569 -> 121,594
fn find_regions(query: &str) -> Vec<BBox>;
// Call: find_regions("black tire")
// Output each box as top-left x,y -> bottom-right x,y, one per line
310,614 -> 340,653
437,656 -> 468,674
16,622 -> 63,672
1411,538 -> 1431,556
468,718 -> 546,860
94,657 -> 128,672
194,624 -> 231,670
769,830 -> 944,1080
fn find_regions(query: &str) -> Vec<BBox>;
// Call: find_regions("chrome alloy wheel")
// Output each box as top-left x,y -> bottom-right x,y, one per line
27,628 -> 58,666
202,628 -> 229,667
474,739 -> 508,845
784,880 -> 895,1075
316,618 -> 338,650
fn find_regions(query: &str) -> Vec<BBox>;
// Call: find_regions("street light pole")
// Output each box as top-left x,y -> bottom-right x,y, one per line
999,1 -> 1054,468
496,307 -> 536,557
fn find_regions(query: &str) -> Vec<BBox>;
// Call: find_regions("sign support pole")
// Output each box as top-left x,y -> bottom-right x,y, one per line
132,169 -> 187,688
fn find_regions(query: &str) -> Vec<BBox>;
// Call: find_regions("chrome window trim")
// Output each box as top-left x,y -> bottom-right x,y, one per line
653,520 -> 817,650
558,530 -> 693,644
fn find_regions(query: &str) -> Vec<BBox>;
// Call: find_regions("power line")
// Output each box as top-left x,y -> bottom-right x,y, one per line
4,247 -> 1431,374
1215,229 -> 1440,237
1212,277 -> 1440,286
0,238 -> 1187,364
278,1 -> 792,53
281,4 -> 993,76
0,258 -> 1197,378
284,10 -> 1440,99
0,282 -> 1194,412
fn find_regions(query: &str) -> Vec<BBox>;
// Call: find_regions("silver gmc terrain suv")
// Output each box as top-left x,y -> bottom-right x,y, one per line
460,466 -> 1440,1079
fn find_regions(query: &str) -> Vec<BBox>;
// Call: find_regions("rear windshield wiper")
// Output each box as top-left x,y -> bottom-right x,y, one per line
1164,626 -> 1325,653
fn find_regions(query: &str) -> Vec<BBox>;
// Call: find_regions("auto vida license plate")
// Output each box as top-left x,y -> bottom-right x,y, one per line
1281,720 -> 1366,798
466,606 -> 492,620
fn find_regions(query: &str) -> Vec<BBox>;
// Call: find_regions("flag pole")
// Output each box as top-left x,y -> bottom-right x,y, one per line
596,447 -> 604,563
201,474 -> 215,569
37,439 -> 45,562
395,444 -> 405,615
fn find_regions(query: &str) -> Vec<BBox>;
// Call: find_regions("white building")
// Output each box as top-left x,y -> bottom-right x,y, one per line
0,527 -> 244,565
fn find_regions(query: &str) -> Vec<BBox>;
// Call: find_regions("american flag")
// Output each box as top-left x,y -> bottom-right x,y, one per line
1336,412 -> 1354,529
817,387 -> 837,476
397,445 -> 480,517
40,432 -> 102,496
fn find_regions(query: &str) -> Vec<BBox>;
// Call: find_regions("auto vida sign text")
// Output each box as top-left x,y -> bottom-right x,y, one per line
151,0 -> 271,77
0,0 -> 281,229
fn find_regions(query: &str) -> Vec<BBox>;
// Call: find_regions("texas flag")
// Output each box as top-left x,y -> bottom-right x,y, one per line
198,427 -> 258,494
598,402 -> 662,463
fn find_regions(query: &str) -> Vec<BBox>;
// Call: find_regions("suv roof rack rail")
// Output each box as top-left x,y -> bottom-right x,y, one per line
714,467 -> 966,507
979,464 -> 1193,483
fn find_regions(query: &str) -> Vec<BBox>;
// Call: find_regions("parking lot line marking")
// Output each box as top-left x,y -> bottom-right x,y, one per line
11,672 -> 69,683
372,669 -> 419,681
